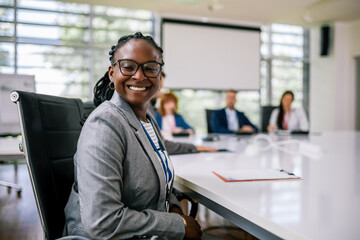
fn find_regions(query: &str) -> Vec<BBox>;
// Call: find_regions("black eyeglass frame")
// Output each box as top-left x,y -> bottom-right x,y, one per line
112,59 -> 164,78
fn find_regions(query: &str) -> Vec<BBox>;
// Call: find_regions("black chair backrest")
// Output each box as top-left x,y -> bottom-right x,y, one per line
205,109 -> 216,134
260,105 -> 277,132
83,101 -> 96,119
11,90 -> 84,240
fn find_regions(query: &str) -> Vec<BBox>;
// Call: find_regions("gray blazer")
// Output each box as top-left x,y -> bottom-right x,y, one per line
64,92 -> 185,239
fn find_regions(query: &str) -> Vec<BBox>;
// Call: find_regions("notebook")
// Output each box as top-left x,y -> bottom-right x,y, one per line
212,169 -> 302,182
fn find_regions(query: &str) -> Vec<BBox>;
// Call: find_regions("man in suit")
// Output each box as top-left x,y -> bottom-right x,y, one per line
210,90 -> 258,134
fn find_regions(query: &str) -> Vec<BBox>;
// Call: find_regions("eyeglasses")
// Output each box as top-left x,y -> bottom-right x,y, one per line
113,59 -> 163,78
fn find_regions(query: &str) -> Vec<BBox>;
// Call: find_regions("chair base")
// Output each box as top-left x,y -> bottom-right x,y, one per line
0,180 -> 22,197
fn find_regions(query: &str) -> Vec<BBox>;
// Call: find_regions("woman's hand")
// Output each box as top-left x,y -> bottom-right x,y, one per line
186,129 -> 194,136
169,205 -> 184,215
170,206 -> 202,239
181,215 -> 202,240
173,127 -> 185,133
267,125 -> 276,132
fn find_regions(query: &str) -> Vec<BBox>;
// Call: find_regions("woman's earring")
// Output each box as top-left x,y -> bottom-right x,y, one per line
109,82 -> 115,90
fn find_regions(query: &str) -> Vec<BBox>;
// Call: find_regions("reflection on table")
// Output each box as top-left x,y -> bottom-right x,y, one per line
171,131 -> 360,240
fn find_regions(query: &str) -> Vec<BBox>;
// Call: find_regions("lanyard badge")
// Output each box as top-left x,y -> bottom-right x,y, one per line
139,120 -> 172,211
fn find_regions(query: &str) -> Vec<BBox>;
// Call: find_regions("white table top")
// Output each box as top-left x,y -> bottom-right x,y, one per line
170,131 -> 360,240
0,137 -> 24,160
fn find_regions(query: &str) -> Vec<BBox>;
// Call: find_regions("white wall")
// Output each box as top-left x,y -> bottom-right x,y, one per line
309,20 -> 360,131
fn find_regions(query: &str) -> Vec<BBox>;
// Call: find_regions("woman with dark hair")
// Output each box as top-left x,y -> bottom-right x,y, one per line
64,32 -> 202,239
155,92 -> 194,136
267,90 -> 309,132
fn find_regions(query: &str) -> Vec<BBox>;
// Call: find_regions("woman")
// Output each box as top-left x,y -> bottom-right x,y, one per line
64,32 -> 202,240
267,90 -> 309,132
155,92 -> 194,136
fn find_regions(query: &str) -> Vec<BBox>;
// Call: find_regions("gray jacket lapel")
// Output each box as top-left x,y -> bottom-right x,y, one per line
110,92 -> 167,210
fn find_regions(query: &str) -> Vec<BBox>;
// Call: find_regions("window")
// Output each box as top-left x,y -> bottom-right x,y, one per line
261,24 -> 309,110
171,89 -> 220,134
1,3 -> 309,132
0,0 -> 154,100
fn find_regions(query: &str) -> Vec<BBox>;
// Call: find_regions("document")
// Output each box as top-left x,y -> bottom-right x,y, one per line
212,169 -> 301,182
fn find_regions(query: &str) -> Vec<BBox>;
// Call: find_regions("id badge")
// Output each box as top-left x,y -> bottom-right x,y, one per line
165,200 -> 169,212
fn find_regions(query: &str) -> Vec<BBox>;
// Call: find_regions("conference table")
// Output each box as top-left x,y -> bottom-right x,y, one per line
170,131 -> 360,240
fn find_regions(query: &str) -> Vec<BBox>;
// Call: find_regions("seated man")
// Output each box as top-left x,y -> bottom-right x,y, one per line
210,90 -> 258,134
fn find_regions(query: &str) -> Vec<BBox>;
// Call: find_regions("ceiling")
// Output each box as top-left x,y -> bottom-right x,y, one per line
62,0 -> 360,27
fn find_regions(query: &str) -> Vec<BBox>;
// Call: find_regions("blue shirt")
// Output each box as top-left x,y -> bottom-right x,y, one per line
154,112 -> 193,131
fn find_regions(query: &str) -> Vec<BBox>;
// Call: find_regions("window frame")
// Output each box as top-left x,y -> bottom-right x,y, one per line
0,0 -> 155,100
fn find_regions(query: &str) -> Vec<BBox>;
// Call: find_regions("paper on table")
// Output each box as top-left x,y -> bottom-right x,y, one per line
212,169 -> 302,182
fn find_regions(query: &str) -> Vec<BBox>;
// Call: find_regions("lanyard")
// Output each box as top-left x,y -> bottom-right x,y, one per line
139,120 -> 172,186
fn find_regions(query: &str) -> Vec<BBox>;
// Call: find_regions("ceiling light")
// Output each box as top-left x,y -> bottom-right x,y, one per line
303,0 -> 338,23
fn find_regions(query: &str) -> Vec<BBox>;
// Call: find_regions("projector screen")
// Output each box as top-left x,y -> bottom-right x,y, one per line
161,19 -> 260,90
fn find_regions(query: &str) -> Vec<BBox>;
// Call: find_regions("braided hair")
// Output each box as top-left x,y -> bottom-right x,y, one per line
276,90 -> 294,129
93,32 -> 164,107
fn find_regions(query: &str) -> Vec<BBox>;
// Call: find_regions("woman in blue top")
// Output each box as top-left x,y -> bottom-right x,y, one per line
155,92 -> 194,136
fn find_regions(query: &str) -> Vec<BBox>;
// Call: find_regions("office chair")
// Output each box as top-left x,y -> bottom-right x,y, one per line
11,90 -> 84,240
260,105 -> 277,132
0,180 -> 22,196
205,109 -> 216,134
82,101 -> 96,119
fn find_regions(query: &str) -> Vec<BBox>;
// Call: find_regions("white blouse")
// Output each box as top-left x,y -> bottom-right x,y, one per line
225,108 -> 239,132
269,107 -> 309,131
162,114 -> 176,132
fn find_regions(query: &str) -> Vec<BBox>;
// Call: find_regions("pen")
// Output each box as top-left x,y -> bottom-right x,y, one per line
279,169 -> 295,176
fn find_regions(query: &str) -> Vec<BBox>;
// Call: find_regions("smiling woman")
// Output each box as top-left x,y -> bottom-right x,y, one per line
64,32 -> 202,240
108,37 -> 163,119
